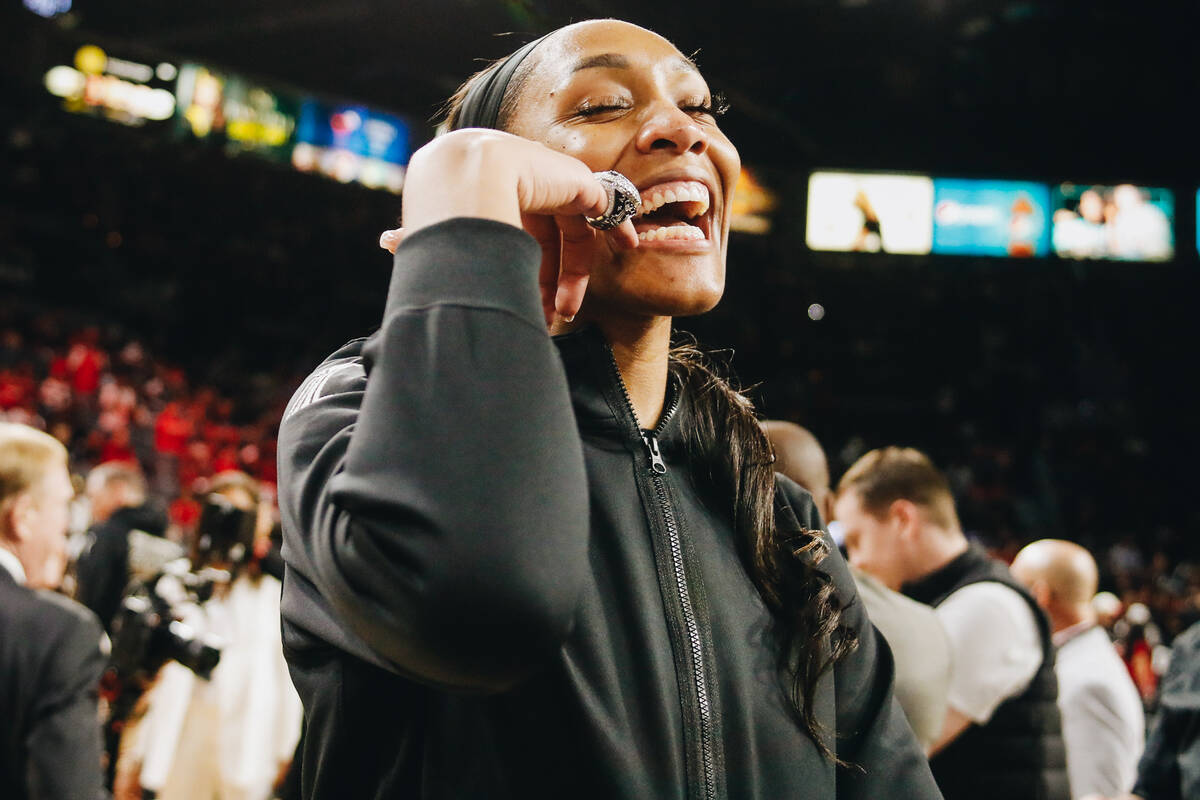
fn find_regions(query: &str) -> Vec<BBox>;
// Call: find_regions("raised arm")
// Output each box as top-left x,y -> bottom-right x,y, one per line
278,131 -> 635,692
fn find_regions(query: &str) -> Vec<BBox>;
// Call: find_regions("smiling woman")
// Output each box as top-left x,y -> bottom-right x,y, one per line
278,19 -> 941,800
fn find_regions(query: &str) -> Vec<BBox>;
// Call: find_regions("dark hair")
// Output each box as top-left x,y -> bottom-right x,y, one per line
443,50 -> 857,762
670,341 -> 857,762
441,52 -> 539,132
837,446 -> 959,530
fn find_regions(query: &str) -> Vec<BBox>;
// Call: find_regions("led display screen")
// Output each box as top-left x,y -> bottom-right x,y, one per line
292,101 -> 410,193
932,179 -> 1051,257
44,45 -> 177,126
806,171 -> 934,254
174,64 -> 299,160
731,167 -> 777,234
1051,183 -> 1174,262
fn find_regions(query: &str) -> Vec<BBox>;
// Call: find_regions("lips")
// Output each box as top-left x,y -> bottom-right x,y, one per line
632,178 -> 714,245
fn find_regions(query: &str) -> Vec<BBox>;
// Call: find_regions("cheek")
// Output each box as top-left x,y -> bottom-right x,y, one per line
534,126 -> 626,171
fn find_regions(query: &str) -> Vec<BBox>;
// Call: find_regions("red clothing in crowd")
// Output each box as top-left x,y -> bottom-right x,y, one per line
155,403 -> 193,455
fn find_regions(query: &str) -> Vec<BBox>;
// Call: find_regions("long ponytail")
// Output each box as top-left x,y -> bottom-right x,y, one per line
669,339 -> 858,762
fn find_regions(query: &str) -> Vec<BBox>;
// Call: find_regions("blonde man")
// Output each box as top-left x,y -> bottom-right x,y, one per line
835,446 -> 1068,800
0,422 -> 106,800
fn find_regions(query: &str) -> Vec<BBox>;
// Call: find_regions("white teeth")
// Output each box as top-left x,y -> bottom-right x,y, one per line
636,224 -> 706,242
637,181 -> 710,215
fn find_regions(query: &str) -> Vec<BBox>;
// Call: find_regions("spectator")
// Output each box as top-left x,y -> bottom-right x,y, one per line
763,420 -> 952,751
74,461 -> 168,633
0,422 -> 107,800
1124,619 -> 1200,800
835,446 -> 1068,799
129,470 -> 301,800
1012,539 -> 1145,799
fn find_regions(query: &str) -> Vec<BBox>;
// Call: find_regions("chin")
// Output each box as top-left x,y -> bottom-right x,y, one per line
587,252 -> 726,319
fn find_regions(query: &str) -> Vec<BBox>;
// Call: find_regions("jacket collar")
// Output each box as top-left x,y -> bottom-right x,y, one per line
553,325 -> 684,453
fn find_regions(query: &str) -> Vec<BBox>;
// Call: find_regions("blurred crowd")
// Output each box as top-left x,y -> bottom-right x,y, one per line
0,308 -> 292,541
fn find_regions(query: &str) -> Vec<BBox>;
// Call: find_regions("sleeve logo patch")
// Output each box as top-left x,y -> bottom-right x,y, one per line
283,361 -> 363,421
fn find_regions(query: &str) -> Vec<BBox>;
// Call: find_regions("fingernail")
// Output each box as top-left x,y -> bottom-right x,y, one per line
563,314 -> 575,323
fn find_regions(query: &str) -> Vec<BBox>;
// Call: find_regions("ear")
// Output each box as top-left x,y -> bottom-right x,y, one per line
1030,579 -> 1053,610
819,490 -> 837,531
7,491 -> 35,543
888,498 -> 921,539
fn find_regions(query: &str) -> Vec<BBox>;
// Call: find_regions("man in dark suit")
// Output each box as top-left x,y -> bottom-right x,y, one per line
0,422 -> 107,800
75,461 -> 168,633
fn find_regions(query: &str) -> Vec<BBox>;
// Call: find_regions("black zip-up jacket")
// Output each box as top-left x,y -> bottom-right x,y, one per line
277,218 -> 940,799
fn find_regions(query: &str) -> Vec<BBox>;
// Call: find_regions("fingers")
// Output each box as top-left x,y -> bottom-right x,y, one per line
554,214 -> 594,320
522,213 -> 563,325
608,218 -> 639,251
515,161 -> 610,220
379,228 -> 404,253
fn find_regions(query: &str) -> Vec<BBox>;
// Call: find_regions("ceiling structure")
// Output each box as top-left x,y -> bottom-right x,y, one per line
11,0 -> 1196,181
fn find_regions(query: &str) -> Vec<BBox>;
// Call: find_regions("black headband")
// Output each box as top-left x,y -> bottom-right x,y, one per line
452,34 -> 549,131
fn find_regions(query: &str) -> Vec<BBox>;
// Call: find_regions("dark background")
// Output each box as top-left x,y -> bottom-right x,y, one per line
2,0 -> 1198,559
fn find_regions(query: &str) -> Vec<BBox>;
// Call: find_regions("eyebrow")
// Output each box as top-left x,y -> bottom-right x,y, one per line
571,53 -> 701,76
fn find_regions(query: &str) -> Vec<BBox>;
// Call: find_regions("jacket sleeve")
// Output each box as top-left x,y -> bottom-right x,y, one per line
278,218 -> 591,693
25,601 -> 106,800
781,480 -> 942,799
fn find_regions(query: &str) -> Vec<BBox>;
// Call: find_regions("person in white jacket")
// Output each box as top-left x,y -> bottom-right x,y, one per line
126,472 -> 301,800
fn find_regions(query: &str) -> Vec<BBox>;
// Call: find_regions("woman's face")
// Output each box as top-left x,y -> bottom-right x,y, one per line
506,21 -> 740,320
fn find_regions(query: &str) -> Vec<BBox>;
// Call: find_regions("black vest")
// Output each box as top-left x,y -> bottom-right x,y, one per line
904,544 -> 1069,800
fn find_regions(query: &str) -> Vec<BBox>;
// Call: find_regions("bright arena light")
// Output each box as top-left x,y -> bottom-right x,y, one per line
44,65 -> 86,98
23,0 -> 71,18
807,303 -> 826,321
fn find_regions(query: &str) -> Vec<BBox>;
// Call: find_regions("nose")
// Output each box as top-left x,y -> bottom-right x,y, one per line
635,103 -> 708,156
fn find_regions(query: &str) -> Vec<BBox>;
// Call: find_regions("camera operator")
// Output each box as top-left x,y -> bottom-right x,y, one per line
119,471 -> 301,800
75,462 -> 170,634
0,422 -> 107,800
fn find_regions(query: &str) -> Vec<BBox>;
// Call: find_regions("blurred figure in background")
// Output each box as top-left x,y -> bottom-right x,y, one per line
762,420 -> 951,751
1119,603 -> 1161,704
1094,591 -> 1125,632
0,422 -> 106,799
1121,618 -> 1200,800
74,461 -> 169,633
1012,539 -> 1145,800
835,446 -> 1068,800
122,470 -> 301,800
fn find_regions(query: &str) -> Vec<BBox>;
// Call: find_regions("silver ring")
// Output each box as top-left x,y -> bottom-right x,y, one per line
586,170 -> 641,230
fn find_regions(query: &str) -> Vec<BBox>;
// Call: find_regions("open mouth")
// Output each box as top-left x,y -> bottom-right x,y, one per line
632,180 -> 713,244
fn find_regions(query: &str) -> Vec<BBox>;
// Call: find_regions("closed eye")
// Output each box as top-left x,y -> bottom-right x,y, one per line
682,92 -> 729,117
575,98 -> 632,118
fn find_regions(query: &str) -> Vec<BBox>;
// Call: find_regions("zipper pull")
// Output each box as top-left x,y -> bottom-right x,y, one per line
641,431 -> 667,474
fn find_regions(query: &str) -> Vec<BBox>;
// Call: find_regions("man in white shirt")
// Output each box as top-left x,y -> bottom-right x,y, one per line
834,446 -> 1068,800
1012,539 -> 1145,800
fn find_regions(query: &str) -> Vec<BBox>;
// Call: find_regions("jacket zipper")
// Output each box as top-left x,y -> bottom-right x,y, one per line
608,353 -> 717,800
